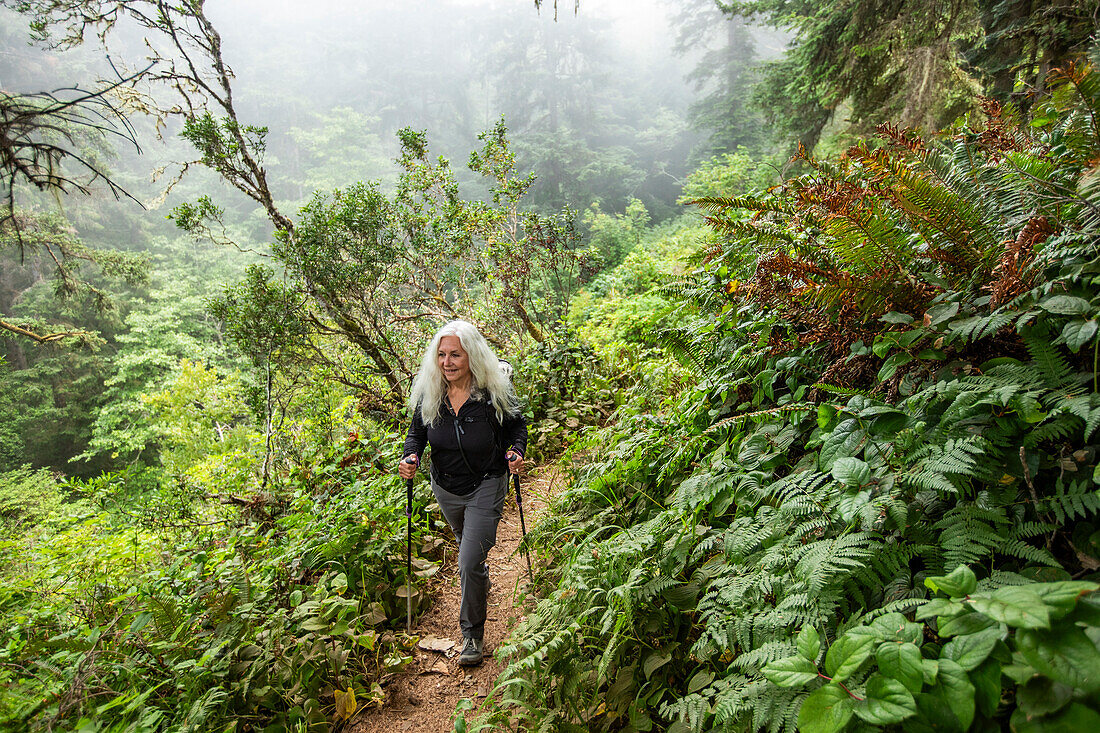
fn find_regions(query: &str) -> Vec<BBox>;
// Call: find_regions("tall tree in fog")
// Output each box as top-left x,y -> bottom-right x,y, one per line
673,0 -> 769,161
483,7 -> 646,213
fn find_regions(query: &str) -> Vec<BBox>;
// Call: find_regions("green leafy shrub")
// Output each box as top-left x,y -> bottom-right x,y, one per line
582,198 -> 651,271
0,430 -> 435,732
518,330 -> 619,459
0,466 -> 64,536
766,566 -> 1100,732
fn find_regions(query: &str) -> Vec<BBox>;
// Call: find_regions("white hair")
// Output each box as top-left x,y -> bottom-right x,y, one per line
408,320 -> 518,427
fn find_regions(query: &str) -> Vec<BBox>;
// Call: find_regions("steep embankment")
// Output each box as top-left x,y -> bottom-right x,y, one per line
476,69 -> 1100,733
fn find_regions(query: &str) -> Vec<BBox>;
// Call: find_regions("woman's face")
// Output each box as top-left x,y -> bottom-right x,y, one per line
437,335 -> 472,385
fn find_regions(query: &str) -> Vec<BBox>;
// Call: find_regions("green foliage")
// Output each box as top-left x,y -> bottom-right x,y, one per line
0,466 -> 64,536
77,255 -> 236,468
181,112 -> 272,204
732,0 -> 1098,151
677,148 -> 781,204
141,360 -> 257,490
0,429 -> 434,732
487,66 -> 1100,732
582,198 -> 650,271
262,119 -> 592,400
517,330 -> 619,460
766,570 -> 1100,732
570,214 -> 704,359
0,340 -> 117,472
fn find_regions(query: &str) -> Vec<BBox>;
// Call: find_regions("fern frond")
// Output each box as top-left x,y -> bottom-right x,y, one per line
1023,332 -> 1075,387
946,311 -> 1015,344
1040,478 -> 1100,523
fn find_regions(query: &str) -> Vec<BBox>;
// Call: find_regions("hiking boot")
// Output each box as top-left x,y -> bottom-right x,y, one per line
458,636 -> 484,666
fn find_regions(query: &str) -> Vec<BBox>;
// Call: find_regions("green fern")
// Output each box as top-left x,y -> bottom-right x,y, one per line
1041,477 -> 1100,523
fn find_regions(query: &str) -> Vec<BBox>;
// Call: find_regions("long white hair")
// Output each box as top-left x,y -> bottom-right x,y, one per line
408,320 -> 518,427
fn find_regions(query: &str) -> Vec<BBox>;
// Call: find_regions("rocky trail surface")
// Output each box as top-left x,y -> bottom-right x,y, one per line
347,469 -> 557,733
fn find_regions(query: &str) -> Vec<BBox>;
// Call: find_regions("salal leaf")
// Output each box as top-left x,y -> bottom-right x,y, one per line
941,627 -> 1002,671
1029,581 -> 1099,619
878,353 -> 914,381
916,658 -> 975,732
1010,702 -> 1100,732
1060,319 -> 1099,352
819,419 -> 867,470
970,659 -> 1002,718
824,633 -> 875,682
798,684 -> 853,733
854,675 -> 917,725
831,457 -> 871,487
969,586 -> 1051,629
1016,675 -> 1073,716
876,641 -> 923,694
1041,295 -> 1092,315
764,656 -> 818,687
938,659 -> 976,730
925,302 -> 959,326
925,565 -> 977,598
1016,625 -> 1100,694
870,612 -> 921,644
937,610 -> 995,638
915,598 -> 966,622
797,625 -> 821,662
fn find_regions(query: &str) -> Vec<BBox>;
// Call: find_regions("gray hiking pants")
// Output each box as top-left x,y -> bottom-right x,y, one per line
431,473 -> 509,641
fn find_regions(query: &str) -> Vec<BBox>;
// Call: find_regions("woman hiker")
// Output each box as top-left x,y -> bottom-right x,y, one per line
398,320 -> 527,666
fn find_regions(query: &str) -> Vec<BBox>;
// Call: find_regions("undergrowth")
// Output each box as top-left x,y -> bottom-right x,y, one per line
483,63 -> 1100,733
0,430 -> 439,732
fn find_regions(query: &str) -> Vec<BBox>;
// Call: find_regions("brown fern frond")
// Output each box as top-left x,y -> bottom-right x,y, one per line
875,122 -> 927,153
972,97 -> 1029,158
987,215 -> 1053,307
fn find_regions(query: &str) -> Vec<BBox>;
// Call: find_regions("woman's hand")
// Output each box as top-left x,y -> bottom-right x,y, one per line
506,451 -> 525,476
398,455 -> 418,480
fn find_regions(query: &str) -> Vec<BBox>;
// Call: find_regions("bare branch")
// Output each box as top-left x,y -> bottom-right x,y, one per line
0,73 -> 147,231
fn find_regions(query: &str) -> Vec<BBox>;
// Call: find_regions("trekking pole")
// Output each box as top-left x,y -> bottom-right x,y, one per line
508,454 -> 533,582
403,456 -> 417,632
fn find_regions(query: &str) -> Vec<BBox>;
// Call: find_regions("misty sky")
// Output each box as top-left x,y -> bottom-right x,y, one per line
217,0 -> 674,47
1,0 -> 786,229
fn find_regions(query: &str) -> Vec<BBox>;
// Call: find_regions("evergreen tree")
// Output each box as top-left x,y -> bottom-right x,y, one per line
731,0 -> 1100,152
672,0 -> 771,160
968,0 -> 1100,106
484,6 -> 643,213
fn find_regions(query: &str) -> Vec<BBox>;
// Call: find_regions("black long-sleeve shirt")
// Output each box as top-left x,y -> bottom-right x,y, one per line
403,395 -> 528,495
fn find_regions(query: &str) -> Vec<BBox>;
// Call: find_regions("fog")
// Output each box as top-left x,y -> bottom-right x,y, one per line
2,0 -> 786,232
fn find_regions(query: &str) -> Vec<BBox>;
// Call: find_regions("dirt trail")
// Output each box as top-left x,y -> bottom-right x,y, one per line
348,469 -> 557,733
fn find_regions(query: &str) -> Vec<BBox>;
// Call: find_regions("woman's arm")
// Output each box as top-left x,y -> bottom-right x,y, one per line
504,410 -> 528,459
402,409 -> 428,461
